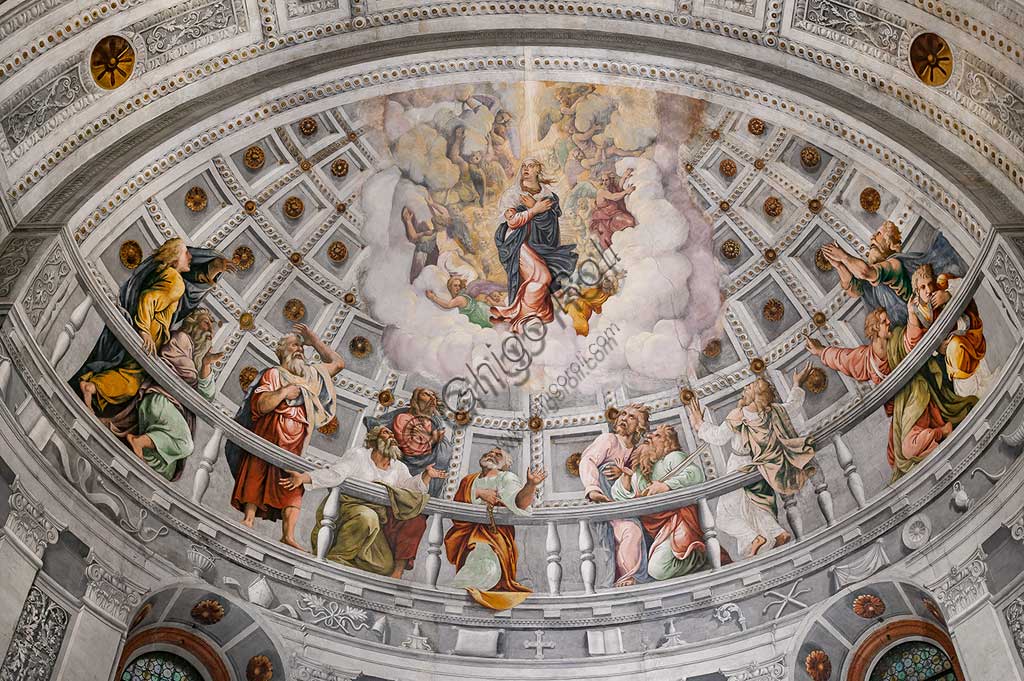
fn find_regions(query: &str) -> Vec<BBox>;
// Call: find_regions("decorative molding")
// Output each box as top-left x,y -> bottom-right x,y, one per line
1005,592 -> 1024,667
830,538 -> 889,590
794,0 -> 908,62
0,235 -> 47,297
712,602 -> 748,631
290,653 -> 359,681
0,59 -> 92,156
0,585 -> 70,681
703,0 -> 756,17
955,54 -> 1024,150
1003,506 -> 1024,544
991,246 -> 1024,318
131,0 -> 248,69
21,241 -> 70,327
296,594 -> 384,636
928,548 -> 989,622
4,480 -> 64,559
84,554 -> 147,627
723,654 -> 787,681
287,0 -> 343,19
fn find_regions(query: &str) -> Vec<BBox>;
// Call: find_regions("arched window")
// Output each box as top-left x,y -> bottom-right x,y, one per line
120,652 -> 202,681
869,640 -> 956,681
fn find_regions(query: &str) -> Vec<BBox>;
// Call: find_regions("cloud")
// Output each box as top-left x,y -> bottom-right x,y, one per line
354,85 -> 724,398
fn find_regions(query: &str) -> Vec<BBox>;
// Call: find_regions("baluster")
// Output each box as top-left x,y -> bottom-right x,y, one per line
697,498 -> 722,569
813,471 -> 835,526
425,513 -> 444,587
833,433 -> 866,509
316,487 -> 342,561
782,494 -> 804,540
191,428 -> 224,504
545,521 -> 562,595
50,295 -> 93,366
1001,420 -> 1024,450
578,520 -> 596,594
0,357 -> 11,396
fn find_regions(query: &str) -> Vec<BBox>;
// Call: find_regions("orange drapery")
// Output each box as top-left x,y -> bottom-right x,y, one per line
444,473 -> 532,610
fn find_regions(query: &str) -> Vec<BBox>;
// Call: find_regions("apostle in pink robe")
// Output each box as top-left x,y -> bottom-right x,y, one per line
578,404 -> 650,587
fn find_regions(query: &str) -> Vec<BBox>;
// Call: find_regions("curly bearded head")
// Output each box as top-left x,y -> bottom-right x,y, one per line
630,424 -> 681,478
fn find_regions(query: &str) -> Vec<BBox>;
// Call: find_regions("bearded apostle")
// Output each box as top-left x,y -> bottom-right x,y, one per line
688,366 -> 817,559
102,308 -> 222,481
806,308 -> 976,482
73,238 -> 234,415
820,222 -> 966,327
444,448 -> 547,610
365,388 -> 449,496
579,404 -> 650,587
227,324 -> 345,550
611,425 -> 730,579
280,425 -> 445,578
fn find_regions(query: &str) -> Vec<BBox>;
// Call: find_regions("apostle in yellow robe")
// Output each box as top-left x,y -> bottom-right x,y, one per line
73,238 -> 233,415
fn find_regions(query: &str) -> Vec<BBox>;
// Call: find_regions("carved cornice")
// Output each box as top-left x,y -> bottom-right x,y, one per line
722,654 -> 786,681
927,548 -> 989,623
4,479 -> 64,558
84,554 -> 148,627
1,6 -> 1023,230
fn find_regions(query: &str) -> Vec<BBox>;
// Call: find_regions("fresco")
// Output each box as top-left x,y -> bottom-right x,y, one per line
71,80 -> 997,611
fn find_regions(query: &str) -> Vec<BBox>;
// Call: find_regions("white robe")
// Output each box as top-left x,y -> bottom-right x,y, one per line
697,387 -> 805,559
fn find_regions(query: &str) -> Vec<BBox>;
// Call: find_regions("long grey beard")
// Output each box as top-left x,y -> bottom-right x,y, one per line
377,440 -> 404,461
191,332 -> 213,370
283,355 -> 307,376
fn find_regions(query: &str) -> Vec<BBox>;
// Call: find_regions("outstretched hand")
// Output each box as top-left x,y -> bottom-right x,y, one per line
423,464 -> 448,480
804,336 -> 825,356
526,467 -> 548,486
792,360 -> 814,387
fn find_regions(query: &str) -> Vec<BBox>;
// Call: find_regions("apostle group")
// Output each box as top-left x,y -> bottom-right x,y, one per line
69,216 -> 984,611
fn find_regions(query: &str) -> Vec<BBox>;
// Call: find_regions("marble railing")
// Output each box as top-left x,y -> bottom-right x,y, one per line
0,226 -> 994,598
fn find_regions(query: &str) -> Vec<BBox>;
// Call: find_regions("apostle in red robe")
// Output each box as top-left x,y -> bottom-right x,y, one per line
227,324 -> 345,550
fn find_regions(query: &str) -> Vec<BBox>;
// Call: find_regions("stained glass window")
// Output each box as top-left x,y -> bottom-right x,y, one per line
121,652 -> 201,681
869,640 -> 956,681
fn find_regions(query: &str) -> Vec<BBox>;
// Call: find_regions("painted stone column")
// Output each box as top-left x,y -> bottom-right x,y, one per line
0,480 -> 64,654
54,554 -> 146,681
930,549 -> 1023,681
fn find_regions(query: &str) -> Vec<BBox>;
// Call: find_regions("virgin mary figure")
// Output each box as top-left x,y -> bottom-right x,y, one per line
489,158 -> 578,333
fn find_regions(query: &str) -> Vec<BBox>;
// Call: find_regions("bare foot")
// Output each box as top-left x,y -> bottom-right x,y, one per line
79,381 -> 97,413
939,422 -> 954,437
614,577 -> 637,587
390,563 -> 407,579
240,517 -> 255,529
281,536 -> 308,553
774,531 -> 792,548
125,434 -> 146,460
750,534 -> 767,556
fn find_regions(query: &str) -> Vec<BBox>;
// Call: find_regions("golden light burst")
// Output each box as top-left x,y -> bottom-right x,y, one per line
90,35 -> 135,90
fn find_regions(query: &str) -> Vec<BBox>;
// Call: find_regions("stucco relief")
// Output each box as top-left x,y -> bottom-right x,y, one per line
131,0 -> 249,69
85,555 -> 148,626
5,480 -> 64,559
0,60 -> 88,152
793,0 -> 910,62
928,548 -> 989,622
0,586 -> 70,681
